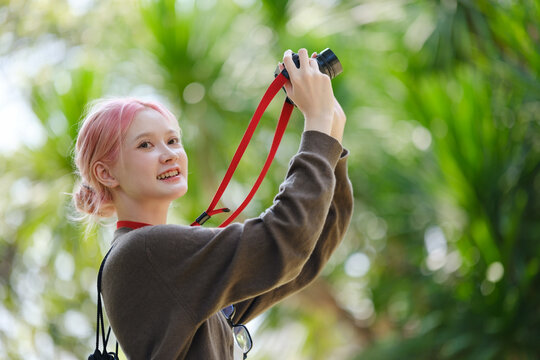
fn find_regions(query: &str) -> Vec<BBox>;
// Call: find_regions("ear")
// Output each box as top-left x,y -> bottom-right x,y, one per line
93,161 -> 119,189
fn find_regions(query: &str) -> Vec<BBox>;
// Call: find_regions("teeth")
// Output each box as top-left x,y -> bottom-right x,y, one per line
157,170 -> 179,180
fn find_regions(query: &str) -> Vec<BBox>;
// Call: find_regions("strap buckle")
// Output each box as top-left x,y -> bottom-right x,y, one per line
193,208 -> 230,226
195,211 -> 211,226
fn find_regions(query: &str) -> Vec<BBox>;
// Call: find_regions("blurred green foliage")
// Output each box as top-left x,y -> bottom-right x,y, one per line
0,0 -> 539,359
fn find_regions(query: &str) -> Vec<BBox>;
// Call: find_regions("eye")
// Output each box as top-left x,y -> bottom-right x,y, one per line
168,137 -> 180,145
138,141 -> 152,149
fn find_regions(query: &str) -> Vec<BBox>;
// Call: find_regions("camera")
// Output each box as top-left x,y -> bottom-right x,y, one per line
275,48 -> 343,80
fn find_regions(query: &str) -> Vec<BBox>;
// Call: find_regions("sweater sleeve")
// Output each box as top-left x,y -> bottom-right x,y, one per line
232,148 -> 353,324
136,131 -> 348,325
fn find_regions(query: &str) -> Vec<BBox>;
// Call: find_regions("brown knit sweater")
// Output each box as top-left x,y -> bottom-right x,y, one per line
101,130 -> 354,359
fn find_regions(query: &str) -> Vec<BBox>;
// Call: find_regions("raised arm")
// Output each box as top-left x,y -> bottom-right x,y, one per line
232,146 -> 353,324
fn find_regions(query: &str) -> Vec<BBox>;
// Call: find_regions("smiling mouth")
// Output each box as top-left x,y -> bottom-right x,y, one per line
157,170 -> 180,180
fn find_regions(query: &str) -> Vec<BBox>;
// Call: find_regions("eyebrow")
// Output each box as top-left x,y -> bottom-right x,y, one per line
132,129 -> 180,143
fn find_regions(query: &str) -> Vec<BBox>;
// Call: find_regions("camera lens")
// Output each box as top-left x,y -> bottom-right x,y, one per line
275,48 -> 343,80
316,48 -> 342,79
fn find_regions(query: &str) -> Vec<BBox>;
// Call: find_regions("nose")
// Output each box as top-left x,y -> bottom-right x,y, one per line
159,145 -> 179,163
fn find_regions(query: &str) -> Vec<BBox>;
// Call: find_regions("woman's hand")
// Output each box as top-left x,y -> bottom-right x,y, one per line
279,49 -> 346,144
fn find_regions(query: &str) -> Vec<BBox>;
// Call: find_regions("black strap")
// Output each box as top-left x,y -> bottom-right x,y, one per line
89,247 -> 119,360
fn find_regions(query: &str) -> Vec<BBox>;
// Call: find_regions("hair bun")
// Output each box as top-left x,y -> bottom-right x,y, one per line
74,183 -> 97,214
74,183 -> 115,218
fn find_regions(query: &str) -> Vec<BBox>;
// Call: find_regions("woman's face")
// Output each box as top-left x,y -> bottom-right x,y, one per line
110,108 -> 188,205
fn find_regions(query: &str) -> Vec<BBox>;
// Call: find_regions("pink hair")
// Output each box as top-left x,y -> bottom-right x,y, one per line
73,97 -> 177,219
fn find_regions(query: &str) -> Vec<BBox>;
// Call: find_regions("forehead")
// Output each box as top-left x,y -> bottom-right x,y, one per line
127,108 -> 180,136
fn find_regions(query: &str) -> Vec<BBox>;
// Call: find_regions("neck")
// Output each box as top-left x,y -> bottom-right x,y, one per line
114,197 -> 171,225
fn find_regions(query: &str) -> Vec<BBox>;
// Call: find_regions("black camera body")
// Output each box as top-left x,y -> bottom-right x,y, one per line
275,48 -> 343,80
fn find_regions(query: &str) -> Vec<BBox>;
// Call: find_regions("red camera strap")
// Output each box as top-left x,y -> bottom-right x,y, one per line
191,72 -> 294,227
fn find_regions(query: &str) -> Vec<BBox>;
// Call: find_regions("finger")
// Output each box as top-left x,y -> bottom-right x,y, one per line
298,48 -> 309,70
282,49 -> 295,75
309,52 -> 319,70
278,63 -> 284,72
308,57 -> 318,70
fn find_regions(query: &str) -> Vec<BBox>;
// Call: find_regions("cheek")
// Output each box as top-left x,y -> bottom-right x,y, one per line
123,155 -> 155,179
179,150 -> 188,168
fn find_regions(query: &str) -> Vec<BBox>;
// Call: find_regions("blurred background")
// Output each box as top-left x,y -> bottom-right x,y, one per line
1,0 -> 539,359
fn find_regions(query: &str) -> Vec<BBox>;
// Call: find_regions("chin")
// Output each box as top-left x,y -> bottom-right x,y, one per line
156,178 -> 187,201
171,184 -> 188,200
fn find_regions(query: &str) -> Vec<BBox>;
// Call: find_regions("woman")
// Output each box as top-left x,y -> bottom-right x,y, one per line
74,49 -> 353,359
